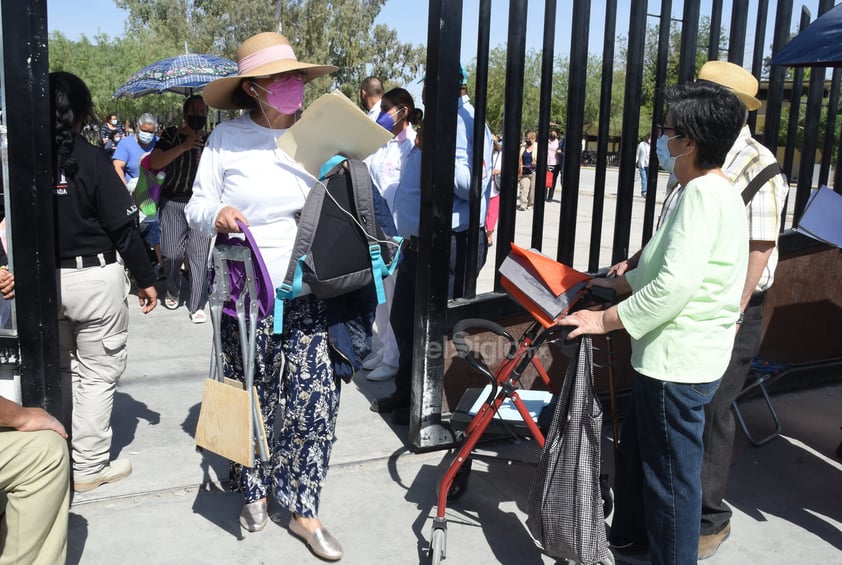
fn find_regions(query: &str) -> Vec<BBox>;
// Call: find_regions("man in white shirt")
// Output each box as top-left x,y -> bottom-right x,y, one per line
360,76 -> 384,120
636,136 -> 650,196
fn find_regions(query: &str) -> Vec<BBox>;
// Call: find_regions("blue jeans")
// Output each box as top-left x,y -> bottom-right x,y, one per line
611,371 -> 720,565
638,167 -> 648,194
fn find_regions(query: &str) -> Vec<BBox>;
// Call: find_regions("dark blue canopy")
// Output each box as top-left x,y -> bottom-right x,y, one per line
770,3 -> 842,67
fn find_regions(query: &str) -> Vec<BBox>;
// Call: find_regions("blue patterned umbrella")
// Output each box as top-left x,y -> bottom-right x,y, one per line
112,53 -> 237,99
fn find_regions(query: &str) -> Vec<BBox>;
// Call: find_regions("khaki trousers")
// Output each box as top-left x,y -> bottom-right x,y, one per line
0,429 -> 69,565
57,262 -> 130,479
519,173 -> 535,208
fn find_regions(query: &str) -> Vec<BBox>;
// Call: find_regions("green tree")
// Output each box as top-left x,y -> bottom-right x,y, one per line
115,0 -> 425,100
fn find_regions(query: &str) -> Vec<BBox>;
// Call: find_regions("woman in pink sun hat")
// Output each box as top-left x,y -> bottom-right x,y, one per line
186,32 -> 348,561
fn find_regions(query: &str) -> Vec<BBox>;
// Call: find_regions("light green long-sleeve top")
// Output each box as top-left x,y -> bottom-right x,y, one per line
618,173 -> 748,383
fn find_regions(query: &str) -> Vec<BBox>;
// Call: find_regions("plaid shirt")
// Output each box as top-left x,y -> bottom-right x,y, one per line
656,126 -> 788,291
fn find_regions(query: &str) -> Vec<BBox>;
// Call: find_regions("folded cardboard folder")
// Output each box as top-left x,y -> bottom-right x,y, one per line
276,90 -> 392,178
499,243 -> 591,328
795,185 -> 842,249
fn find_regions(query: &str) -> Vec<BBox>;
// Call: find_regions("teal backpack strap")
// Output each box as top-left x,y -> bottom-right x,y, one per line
273,255 -> 307,334
368,244 -> 387,304
384,236 -> 404,276
319,155 -> 347,181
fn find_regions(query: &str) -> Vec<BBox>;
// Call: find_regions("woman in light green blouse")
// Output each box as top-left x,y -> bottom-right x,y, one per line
559,81 -> 748,565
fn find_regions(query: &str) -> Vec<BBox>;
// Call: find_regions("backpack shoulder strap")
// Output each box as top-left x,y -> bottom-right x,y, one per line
345,159 -> 379,241
742,163 -> 783,205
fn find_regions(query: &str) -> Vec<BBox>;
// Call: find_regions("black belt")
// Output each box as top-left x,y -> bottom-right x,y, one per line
59,250 -> 118,269
748,290 -> 767,307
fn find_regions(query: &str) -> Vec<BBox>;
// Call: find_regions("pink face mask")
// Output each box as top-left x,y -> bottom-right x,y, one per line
253,74 -> 304,115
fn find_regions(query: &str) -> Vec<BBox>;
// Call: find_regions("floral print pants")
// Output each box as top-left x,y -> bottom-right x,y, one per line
221,295 -> 340,518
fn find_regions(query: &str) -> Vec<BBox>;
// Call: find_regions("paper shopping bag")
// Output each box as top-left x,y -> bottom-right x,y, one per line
195,378 -> 269,468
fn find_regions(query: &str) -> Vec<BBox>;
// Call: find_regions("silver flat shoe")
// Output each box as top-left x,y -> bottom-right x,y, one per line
239,500 -> 268,532
288,516 -> 343,561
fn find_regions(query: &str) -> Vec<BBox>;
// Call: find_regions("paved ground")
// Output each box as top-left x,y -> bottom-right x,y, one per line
66,171 -> 840,564
69,285 -> 841,564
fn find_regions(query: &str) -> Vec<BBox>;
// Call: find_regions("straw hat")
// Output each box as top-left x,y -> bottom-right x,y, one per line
697,61 -> 761,111
203,32 -> 337,110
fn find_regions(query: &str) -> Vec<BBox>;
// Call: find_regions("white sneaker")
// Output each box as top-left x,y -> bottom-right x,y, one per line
366,364 -> 398,382
361,352 -> 382,371
190,310 -> 208,324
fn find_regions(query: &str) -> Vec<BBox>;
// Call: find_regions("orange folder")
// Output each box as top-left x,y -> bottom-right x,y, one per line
499,243 -> 591,328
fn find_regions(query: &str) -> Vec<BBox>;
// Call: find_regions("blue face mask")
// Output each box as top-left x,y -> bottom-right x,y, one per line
376,110 -> 397,132
656,134 -> 679,173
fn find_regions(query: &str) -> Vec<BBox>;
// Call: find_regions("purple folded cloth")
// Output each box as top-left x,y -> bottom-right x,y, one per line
214,220 -> 274,319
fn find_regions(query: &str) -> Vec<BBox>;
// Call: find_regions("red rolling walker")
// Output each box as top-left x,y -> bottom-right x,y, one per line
428,312 -> 615,564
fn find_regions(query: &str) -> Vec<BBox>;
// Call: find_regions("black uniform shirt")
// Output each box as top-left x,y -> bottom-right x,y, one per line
53,134 -> 156,288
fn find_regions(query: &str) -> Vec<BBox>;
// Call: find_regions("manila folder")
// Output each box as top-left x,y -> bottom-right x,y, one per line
276,90 -> 392,178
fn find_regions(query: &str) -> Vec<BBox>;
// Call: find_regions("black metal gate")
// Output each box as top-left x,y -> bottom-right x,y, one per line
0,0 -> 839,450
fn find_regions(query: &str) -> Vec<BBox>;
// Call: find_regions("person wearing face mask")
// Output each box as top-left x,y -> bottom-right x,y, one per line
100,113 -> 124,148
611,62 -> 789,562
546,128 -> 563,202
149,95 -> 212,323
517,131 -> 537,211
113,113 -> 158,183
560,81 -> 748,565
361,88 -> 422,383
113,112 -> 163,274
186,32 -> 350,561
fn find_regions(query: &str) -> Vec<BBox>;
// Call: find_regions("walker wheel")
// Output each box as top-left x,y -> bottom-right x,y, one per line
429,527 -> 446,564
446,457 -> 472,501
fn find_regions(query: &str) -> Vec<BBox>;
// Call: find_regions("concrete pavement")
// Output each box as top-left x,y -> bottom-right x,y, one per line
67,174 -> 839,564
67,282 -> 842,564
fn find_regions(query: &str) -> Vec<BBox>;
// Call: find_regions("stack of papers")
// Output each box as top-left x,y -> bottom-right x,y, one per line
499,243 -> 590,327
795,185 -> 842,248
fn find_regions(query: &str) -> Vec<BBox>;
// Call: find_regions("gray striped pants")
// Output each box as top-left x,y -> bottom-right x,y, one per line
160,199 -> 212,314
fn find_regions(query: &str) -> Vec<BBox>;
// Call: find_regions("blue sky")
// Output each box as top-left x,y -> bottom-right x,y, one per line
49,1 -> 817,72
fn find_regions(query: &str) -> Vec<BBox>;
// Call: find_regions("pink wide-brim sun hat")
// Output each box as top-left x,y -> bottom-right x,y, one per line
203,32 -> 337,110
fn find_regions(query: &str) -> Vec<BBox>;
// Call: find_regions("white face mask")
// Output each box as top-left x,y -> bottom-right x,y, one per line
137,131 -> 155,145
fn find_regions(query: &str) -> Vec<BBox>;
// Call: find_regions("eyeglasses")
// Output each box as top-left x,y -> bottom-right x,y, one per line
657,124 -> 682,137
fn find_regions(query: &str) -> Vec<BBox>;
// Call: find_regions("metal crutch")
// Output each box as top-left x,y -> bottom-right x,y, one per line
208,245 -> 270,465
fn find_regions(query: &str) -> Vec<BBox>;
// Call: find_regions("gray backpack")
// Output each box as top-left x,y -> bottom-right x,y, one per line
273,158 -> 402,333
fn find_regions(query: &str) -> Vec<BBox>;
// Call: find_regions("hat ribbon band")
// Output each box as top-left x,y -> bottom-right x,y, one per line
238,44 -> 298,75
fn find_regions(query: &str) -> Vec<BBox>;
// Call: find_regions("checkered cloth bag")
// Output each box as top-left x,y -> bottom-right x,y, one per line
526,336 -> 611,564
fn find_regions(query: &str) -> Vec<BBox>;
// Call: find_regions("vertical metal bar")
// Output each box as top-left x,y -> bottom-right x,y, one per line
411,0 -> 462,450
530,0 -> 556,251
643,0 -> 672,245
727,0 -> 748,65
818,0 -> 839,189
494,0 -> 528,284
463,0 -> 492,299
677,0 -> 700,83
820,69 -> 841,188
763,0 -> 793,154
708,0 -> 723,61
748,0 -> 770,133
782,8 -> 810,184
794,6 -> 831,220
610,0 -> 646,265
557,0 -> 590,265
588,0 -> 617,273
1,0 -> 64,422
